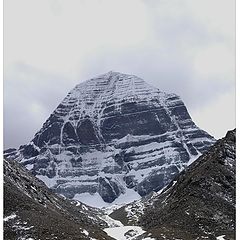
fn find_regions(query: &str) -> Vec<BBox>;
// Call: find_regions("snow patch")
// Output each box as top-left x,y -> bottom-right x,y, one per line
36,175 -> 57,188
4,213 -> 17,221
82,229 -> 89,236
187,150 -> 202,166
99,215 -> 123,228
104,226 -> 146,240
112,188 -> 141,206
74,192 -> 109,208
216,236 -> 226,240
26,164 -> 34,170
74,188 -> 141,209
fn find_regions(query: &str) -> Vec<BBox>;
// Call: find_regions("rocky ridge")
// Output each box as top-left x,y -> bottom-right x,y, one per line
110,129 -> 236,239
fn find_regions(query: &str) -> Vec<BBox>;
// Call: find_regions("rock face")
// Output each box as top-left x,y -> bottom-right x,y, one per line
3,158 -> 113,240
111,130 -> 236,239
141,129 -> 236,240
5,71 -> 215,205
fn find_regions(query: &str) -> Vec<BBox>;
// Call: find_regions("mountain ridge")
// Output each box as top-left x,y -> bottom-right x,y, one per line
110,129 -> 236,239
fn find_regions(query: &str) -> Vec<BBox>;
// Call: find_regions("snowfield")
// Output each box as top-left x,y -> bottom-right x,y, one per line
104,226 -> 155,240
74,188 -> 141,208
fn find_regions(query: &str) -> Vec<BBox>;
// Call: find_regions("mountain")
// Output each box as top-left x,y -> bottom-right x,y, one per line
4,158 -> 115,240
4,71 -> 215,206
110,129 -> 236,240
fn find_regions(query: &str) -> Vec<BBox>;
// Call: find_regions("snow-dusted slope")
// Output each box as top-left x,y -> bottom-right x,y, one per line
4,158 -> 113,240
5,71 -> 215,205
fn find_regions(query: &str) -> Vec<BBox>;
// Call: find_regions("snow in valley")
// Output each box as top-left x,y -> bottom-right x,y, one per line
104,226 -> 155,240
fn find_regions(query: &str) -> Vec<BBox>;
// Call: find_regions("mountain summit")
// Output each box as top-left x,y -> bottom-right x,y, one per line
5,72 -> 215,206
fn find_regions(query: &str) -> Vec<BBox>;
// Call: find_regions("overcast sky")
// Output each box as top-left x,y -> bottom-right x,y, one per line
4,0 -> 235,149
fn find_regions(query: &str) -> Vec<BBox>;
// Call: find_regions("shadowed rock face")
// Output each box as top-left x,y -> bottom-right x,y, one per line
5,71 -> 215,204
139,130 -> 235,240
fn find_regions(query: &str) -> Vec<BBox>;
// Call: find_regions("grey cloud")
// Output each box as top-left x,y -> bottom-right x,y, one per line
4,63 -> 79,148
4,0 -> 235,148
79,44 -> 234,109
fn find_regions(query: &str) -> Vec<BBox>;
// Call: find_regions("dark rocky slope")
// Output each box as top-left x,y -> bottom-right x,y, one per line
4,158 -> 113,240
143,129 -> 236,239
111,130 -> 235,239
5,71 -> 215,205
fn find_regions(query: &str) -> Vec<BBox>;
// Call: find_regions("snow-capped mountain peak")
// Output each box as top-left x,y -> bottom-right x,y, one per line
5,72 -> 215,206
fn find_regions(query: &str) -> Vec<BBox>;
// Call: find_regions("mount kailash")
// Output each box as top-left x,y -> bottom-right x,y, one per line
4,71 -> 216,206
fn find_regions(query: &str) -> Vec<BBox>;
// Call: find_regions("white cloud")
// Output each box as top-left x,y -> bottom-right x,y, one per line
4,0 -> 152,78
192,43 -> 235,81
184,0 -> 235,40
4,0 -> 235,148
191,88 -> 236,139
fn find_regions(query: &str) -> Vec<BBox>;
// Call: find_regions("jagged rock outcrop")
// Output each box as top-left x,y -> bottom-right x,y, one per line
5,71 -> 215,205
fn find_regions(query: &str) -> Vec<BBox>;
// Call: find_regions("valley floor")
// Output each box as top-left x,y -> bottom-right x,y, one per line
101,208 -> 155,240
